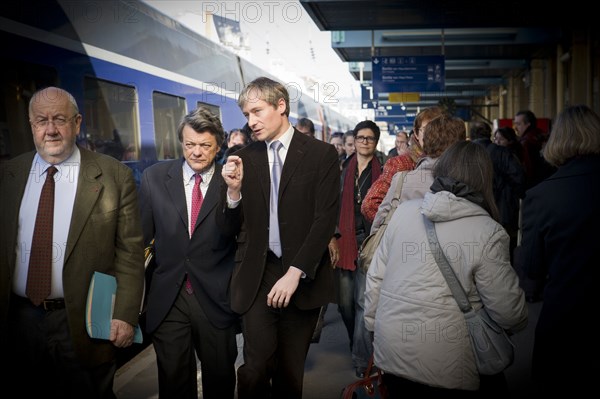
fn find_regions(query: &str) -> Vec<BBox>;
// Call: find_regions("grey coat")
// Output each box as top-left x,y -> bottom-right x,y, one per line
365,190 -> 527,390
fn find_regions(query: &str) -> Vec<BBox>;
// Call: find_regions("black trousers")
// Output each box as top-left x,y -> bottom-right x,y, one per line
236,253 -> 320,399
151,285 -> 238,399
6,295 -> 117,399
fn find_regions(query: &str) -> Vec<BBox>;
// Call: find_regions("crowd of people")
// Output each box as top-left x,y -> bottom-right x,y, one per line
1,79 -> 597,398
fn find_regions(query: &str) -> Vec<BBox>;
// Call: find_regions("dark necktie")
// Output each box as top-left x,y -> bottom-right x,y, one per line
269,141 -> 283,257
26,165 -> 57,305
186,173 -> 203,294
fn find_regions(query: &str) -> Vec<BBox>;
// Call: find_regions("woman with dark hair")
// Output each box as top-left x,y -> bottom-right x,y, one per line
520,105 -> 600,394
365,141 -> 527,396
335,120 -> 382,378
494,126 -> 525,164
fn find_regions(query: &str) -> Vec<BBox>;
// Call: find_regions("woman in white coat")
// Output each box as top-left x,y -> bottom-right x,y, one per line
365,141 -> 527,396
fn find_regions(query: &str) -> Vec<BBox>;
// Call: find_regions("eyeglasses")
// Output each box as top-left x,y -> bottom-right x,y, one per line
355,135 -> 376,144
184,142 -> 214,151
31,114 -> 78,130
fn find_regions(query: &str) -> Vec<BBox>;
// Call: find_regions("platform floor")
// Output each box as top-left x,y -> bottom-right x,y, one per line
115,301 -> 542,398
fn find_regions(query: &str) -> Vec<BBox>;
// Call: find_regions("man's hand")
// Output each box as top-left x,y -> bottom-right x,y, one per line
110,319 -> 135,348
222,155 -> 243,200
328,237 -> 339,267
267,267 -> 302,308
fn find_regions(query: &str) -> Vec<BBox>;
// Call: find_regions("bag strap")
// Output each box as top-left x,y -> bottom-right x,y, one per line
380,171 -> 408,228
422,214 -> 472,313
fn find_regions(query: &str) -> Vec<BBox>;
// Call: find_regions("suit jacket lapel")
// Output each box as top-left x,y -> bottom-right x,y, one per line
279,131 -> 307,195
246,142 -> 270,210
65,148 -> 102,263
165,160 -> 189,232
192,163 -> 221,232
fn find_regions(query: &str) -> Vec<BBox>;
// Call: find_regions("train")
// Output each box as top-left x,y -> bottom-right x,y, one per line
0,0 -> 357,181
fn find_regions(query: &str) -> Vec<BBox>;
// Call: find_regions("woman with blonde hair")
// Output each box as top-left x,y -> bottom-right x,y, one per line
520,105 -> 600,394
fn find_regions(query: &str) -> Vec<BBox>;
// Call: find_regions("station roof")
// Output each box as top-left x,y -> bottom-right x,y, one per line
300,0 -> 593,113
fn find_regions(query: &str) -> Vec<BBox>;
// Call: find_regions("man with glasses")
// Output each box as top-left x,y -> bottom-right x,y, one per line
139,107 -> 239,398
1,86 -> 145,398
387,131 -> 409,157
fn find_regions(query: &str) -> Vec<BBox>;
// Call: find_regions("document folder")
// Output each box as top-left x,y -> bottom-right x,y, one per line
86,271 -> 143,343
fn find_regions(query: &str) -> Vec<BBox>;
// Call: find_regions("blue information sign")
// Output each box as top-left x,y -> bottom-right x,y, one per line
374,105 -> 409,124
361,83 -> 377,109
372,56 -> 445,94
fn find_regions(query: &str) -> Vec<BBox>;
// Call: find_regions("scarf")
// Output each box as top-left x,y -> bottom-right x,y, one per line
430,176 -> 486,208
338,154 -> 382,271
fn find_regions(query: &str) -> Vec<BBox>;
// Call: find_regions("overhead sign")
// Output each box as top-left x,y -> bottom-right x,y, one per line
361,83 -> 377,109
372,56 -> 445,94
374,105 -> 409,124
388,92 -> 420,103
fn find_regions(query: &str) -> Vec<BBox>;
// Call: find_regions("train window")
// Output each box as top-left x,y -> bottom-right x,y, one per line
0,61 -> 58,161
83,78 -> 140,162
196,101 -> 221,120
153,92 -> 186,160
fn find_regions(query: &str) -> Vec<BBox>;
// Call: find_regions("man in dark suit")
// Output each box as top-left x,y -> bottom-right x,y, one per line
0,87 -> 145,398
218,77 -> 340,398
139,107 -> 239,399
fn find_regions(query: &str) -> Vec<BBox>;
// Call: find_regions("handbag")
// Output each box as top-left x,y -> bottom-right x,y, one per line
422,214 -> 515,375
357,171 -> 407,272
341,355 -> 387,399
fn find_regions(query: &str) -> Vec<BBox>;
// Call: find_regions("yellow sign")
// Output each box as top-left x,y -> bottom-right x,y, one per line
388,92 -> 420,103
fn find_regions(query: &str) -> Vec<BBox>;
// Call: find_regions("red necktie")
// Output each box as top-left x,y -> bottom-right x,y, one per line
186,174 -> 203,295
190,174 -> 203,235
26,165 -> 57,305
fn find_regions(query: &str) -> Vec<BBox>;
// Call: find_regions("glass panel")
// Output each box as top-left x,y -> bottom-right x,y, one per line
196,101 -> 221,120
0,61 -> 57,161
83,78 -> 139,161
153,92 -> 186,160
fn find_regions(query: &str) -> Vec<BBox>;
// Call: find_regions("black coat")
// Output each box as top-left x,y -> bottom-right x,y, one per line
217,130 -> 340,314
520,155 -> 599,385
473,138 -> 525,228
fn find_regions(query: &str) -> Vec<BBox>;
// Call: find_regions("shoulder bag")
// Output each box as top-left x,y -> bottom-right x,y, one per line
357,171 -> 407,272
422,214 -> 515,375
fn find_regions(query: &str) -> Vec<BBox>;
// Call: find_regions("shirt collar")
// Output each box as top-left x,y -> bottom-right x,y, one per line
33,146 -> 80,176
266,123 -> 294,150
182,160 -> 215,185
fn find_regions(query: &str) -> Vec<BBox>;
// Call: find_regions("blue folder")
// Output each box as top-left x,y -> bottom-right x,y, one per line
86,271 -> 143,344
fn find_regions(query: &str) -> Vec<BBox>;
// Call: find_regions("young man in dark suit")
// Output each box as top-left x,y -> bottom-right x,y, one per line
219,77 -> 340,398
139,107 -> 239,399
